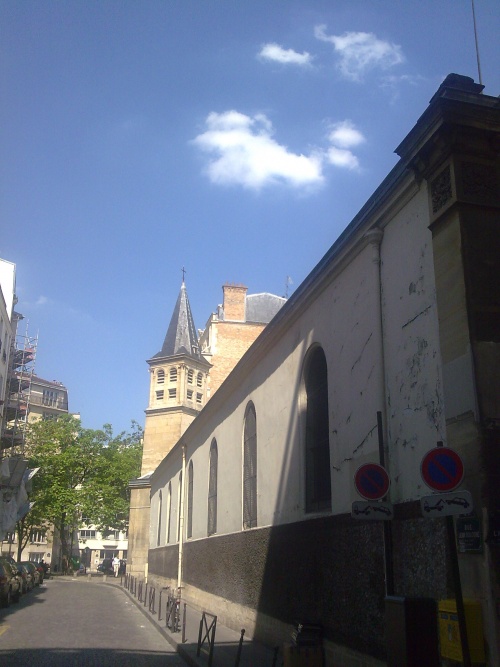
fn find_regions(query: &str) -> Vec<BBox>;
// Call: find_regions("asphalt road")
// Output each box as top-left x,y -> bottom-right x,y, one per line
0,577 -> 187,666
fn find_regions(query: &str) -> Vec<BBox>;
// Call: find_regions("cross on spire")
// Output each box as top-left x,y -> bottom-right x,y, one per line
181,266 -> 186,284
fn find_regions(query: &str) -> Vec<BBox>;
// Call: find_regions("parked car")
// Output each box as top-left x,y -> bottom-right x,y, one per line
21,560 -> 40,589
97,558 -> 114,575
35,561 -> 49,582
0,557 -> 22,607
21,562 -> 40,587
15,562 -> 30,594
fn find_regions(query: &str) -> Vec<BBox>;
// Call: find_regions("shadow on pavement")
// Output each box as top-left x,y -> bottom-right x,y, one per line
0,648 -> 182,666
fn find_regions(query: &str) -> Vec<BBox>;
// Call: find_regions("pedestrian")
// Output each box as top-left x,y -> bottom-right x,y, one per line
112,555 -> 120,577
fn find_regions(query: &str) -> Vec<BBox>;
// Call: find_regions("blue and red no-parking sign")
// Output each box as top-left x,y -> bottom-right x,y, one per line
354,463 -> 390,500
421,447 -> 464,492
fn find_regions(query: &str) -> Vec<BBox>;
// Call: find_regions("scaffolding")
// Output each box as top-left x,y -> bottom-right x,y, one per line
1,316 -> 38,457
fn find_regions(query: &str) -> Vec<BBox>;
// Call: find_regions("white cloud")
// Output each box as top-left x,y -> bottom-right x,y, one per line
315,26 -> 404,81
192,111 -> 323,190
325,120 -> 365,171
36,295 -> 49,306
192,112 -> 366,189
328,120 -> 365,149
326,146 -> 359,170
258,43 -> 312,66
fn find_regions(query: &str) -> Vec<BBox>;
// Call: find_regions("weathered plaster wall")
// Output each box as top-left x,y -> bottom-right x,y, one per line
381,187 -> 447,502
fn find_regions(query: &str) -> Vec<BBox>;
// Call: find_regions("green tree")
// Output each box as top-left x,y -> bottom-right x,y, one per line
23,415 -> 142,567
79,422 -> 143,533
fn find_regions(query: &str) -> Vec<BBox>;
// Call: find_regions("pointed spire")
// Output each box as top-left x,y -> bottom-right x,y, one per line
153,280 -> 200,359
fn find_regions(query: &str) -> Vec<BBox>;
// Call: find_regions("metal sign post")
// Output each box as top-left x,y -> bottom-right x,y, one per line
422,442 -> 471,667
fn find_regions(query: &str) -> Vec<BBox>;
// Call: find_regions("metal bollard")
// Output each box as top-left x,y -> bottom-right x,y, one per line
234,629 -> 245,667
182,603 -> 187,643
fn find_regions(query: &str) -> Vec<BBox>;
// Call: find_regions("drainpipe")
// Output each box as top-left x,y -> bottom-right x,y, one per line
365,228 -> 388,450
177,443 -> 186,593
365,228 -> 394,595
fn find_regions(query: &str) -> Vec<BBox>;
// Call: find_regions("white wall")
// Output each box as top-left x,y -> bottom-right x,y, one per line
150,175 -> 449,544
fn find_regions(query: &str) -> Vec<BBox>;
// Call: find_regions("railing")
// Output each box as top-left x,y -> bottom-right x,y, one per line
197,611 -> 217,667
165,591 -> 180,632
119,576 -> 279,665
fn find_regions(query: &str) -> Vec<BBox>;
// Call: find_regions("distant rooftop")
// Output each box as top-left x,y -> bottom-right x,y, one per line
245,293 -> 286,324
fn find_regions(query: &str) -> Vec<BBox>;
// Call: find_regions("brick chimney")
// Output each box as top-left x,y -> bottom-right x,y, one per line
222,284 -> 248,321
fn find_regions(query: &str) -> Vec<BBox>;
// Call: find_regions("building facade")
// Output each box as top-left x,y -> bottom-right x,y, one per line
146,76 -> 500,665
128,281 -> 285,577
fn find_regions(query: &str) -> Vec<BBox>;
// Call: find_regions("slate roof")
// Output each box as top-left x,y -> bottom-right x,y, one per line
152,282 -> 200,359
245,293 -> 286,324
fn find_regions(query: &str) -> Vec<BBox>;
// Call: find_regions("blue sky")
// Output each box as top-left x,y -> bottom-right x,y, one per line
1,1 -> 499,434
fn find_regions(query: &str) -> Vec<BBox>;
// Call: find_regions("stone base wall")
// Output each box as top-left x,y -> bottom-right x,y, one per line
149,508 -> 450,662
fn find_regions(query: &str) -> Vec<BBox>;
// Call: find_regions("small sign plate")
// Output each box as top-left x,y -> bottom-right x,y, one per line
351,501 -> 394,521
420,490 -> 473,517
456,516 -> 482,553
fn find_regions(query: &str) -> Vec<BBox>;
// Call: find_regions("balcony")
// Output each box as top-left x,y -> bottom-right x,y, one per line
29,394 -> 68,411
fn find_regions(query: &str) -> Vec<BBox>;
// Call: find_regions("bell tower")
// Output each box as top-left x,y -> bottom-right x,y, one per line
128,279 -> 210,577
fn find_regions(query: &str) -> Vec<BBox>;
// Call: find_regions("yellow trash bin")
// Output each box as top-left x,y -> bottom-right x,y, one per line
438,599 -> 485,663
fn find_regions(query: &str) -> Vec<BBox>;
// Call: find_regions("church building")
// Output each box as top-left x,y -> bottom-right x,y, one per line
142,75 -> 500,666
128,280 -> 285,578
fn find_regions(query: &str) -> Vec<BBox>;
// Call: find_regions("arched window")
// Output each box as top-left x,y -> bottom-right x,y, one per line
187,369 -> 194,384
177,471 -> 182,542
157,369 -> 165,385
170,367 -> 178,382
208,440 -> 218,536
187,461 -> 194,539
157,490 -> 163,547
243,402 -> 257,529
197,372 -> 203,387
303,346 -> 331,513
166,482 -> 172,544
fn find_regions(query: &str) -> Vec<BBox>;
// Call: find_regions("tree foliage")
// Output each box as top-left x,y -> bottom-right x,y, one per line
21,416 -> 142,562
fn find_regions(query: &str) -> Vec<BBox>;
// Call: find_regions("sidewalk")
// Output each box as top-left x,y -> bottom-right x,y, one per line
102,575 -> 280,667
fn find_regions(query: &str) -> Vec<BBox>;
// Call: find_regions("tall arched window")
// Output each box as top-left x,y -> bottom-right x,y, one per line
177,471 -> 182,542
187,461 -> 194,539
157,490 -> 163,547
166,482 -> 172,544
243,402 -> 257,529
304,346 -> 331,513
157,369 -> 165,384
208,439 -> 218,536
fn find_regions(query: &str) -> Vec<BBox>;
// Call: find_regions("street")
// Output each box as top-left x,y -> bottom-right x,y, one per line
0,577 -> 186,666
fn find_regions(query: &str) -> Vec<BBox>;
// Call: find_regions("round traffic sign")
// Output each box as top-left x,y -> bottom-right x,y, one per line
354,463 -> 390,500
421,447 -> 464,492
